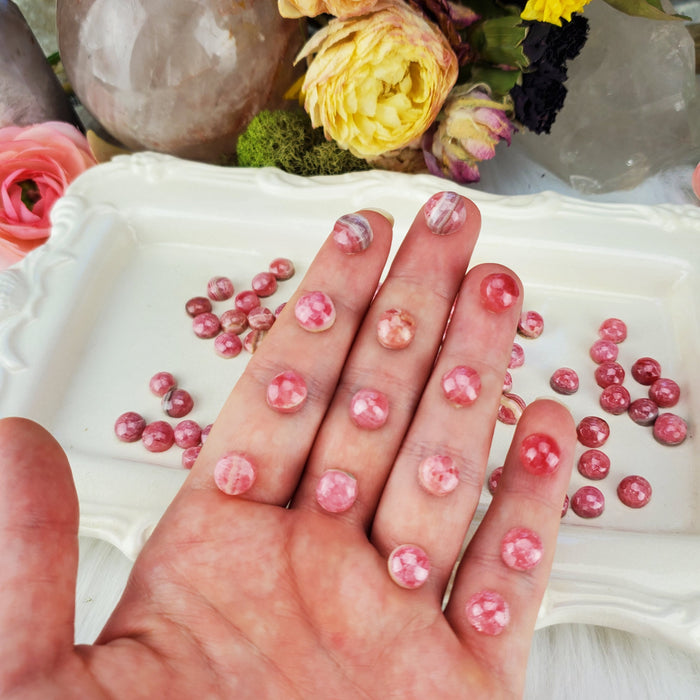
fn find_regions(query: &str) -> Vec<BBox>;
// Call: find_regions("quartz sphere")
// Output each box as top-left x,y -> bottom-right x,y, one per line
56,0 -> 305,162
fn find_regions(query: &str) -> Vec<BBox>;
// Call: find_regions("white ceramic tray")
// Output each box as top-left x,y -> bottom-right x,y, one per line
1,153 -> 699,650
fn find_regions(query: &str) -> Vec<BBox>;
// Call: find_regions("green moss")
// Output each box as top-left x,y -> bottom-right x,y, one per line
236,110 -> 371,177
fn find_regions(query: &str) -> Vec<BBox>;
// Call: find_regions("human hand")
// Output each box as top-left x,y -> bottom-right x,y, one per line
0,193 -> 575,699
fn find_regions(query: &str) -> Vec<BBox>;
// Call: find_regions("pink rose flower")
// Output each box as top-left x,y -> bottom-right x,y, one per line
0,121 -> 96,265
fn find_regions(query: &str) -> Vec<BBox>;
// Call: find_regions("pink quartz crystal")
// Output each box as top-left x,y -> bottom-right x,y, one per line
162,388 -> 194,418
193,312 -> 221,339
173,419 -> 202,449
599,384 -> 631,415
214,332 -> 243,358
519,433 -> 561,476
417,454 -> 460,496
149,371 -> 177,397
571,485 -> 605,518
517,310 -> 544,338
387,544 -> 431,589
142,421 -> 175,452
376,308 -> 416,350
266,370 -> 308,413
423,191 -> 466,235
332,213 -> 374,253
617,475 -> 652,508
214,451 -> 256,496
598,318 -> 627,343
295,291 -> 336,332
441,365 -> 481,407
251,271 -> 277,297
653,412 -> 687,446
315,469 -> 358,513
576,416 -> 610,448
480,273 -> 520,314
500,527 -> 543,571
114,411 -> 146,442
207,275 -> 234,301
269,257 -> 295,280
465,590 -> 510,636
577,449 -> 610,480
349,388 -> 389,429
549,367 -> 579,395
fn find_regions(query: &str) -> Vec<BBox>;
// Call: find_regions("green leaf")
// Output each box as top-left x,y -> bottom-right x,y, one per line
601,0 -> 689,20
469,66 -> 522,98
471,16 -> 530,69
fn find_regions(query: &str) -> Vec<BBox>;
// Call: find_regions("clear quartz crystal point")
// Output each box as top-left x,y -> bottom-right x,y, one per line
56,0 -> 305,162
516,2 -> 700,193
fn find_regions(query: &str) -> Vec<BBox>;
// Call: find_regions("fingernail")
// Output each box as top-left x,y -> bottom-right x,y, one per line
363,207 -> 395,226
332,213 -> 373,254
424,191 -> 467,235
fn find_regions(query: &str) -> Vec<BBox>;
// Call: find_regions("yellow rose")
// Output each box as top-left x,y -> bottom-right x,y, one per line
296,1 -> 458,159
278,0 -> 380,19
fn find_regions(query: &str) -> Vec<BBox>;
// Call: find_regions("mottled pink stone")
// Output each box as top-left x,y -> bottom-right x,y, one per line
214,332 -> 243,358
649,377 -> 680,408
247,306 -> 275,331
269,257 -> 295,280
162,389 -> 194,418
599,384 -> 631,415
266,370 -> 308,413
142,421 -> 175,453
220,308 -> 248,334
487,466 -> 503,495
441,365 -> 481,407
234,290 -> 261,315
549,367 -> 579,395
315,470 -> 358,513
376,308 -> 416,350
577,449 -> 610,480
207,276 -> 234,301
589,339 -> 618,364
173,419 -> 202,449
295,291 -> 336,332
466,590 -> 510,635
251,271 -> 277,297
508,343 -> 525,369
149,371 -> 177,397
598,317 -> 627,343
519,433 -> 561,476
417,454 -> 460,496
214,452 -> 256,495
480,272 -> 520,313
332,213 -> 373,253
423,191 -> 466,235
631,357 -> 662,385
576,416 -> 610,448
114,411 -> 146,442
595,361 -> 625,388
628,398 -> 658,426
349,388 -> 389,429
193,312 -> 221,339
653,412 -> 687,445
517,310 -> 544,338
181,445 -> 201,470
500,527 -> 543,571
571,485 -> 605,518
617,475 -> 652,508
185,296 -> 212,317
387,544 -> 430,589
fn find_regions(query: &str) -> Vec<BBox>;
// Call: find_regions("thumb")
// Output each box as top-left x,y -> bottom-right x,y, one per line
0,417 -> 79,687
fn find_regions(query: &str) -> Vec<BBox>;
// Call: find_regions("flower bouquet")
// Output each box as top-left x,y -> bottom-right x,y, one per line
238,0 -> 687,183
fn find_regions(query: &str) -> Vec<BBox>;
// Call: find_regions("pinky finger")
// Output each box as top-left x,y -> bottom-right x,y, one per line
445,399 -> 576,694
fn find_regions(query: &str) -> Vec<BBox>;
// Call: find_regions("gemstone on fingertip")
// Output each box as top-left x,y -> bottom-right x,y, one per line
500,527 -> 544,571
315,469 -> 358,513
387,544 -> 430,589
418,454 -> 460,496
480,272 -> 520,313
466,590 -> 510,635
520,433 -> 561,476
266,370 -> 308,413
332,213 -> 373,253
214,452 -> 256,495
349,388 -> 389,429
295,291 -> 336,332
441,365 -> 481,407
423,191 -> 467,235
376,308 -> 416,349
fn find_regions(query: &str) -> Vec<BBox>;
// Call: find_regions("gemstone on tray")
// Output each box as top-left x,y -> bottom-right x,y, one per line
114,411 -> 146,442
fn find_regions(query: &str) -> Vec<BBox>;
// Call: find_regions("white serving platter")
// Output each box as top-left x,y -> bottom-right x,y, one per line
1,153 -> 699,651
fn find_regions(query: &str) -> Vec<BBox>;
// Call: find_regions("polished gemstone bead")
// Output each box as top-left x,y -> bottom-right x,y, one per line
376,308 -> 416,350
315,469 -> 358,513
173,419 -> 201,449
599,384 -> 631,415
162,388 -> 194,418
589,339 -> 618,364
571,485 -> 605,518
269,257 -> 295,280
234,290 -> 260,314
466,590 -> 510,636
550,367 -> 579,395
508,342 -> 525,369
653,412 -> 687,446
598,318 -> 627,343
214,451 -> 256,495
487,466 -> 503,495
266,370 -> 307,413
417,454 -> 460,496
617,475 -> 652,508
349,388 -> 389,429
423,191 -> 466,235
520,433 -> 560,476
387,544 -> 430,589
193,312 -> 221,339
480,273 -> 520,313
185,296 -> 212,317
561,494 -> 570,518
214,332 -> 243,358
251,271 -> 277,297
497,393 -> 526,425
295,291 -> 336,332
628,398 -> 658,426
441,365 -> 481,407
594,361 -> 625,388
332,213 -> 373,253
631,357 -> 661,385
142,421 -> 175,452
181,445 -> 201,470
577,449 -> 610,480
114,411 -> 146,442
500,527 -> 543,571
649,377 -> 680,408
576,416 -> 610,448
502,371 -> 513,393
243,329 -> 266,353
207,276 -> 234,301
247,306 -> 275,331
220,308 -> 248,334
517,310 -> 544,338
149,371 -> 177,397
